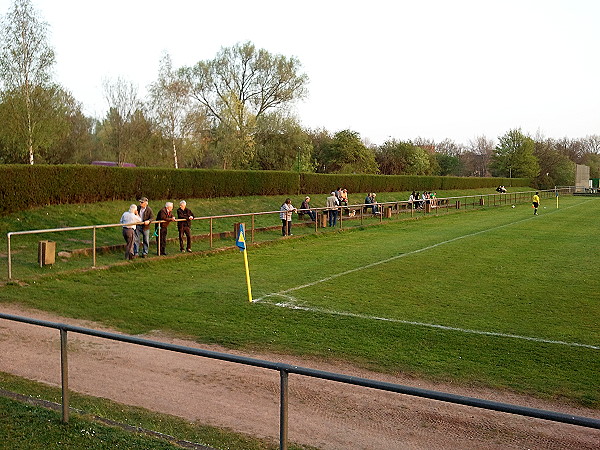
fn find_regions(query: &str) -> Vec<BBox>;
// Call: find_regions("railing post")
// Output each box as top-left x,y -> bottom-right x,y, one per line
7,233 -> 12,281
279,369 -> 289,450
209,218 -> 213,248
157,223 -> 162,254
92,226 -> 97,268
251,214 -> 255,243
60,328 -> 70,424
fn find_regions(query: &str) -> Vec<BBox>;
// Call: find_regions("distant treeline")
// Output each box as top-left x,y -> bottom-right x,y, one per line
0,165 -> 528,215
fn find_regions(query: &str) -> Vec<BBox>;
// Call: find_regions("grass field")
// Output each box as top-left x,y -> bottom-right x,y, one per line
0,192 -> 598,411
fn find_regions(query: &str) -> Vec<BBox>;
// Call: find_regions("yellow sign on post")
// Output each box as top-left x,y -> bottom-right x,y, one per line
235,223 -> 253,302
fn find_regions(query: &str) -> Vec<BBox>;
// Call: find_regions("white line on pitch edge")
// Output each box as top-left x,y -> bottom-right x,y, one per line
265,301 -> 599,350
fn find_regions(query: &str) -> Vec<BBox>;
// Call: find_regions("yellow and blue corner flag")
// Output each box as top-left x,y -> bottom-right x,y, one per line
235,223 -> 246,251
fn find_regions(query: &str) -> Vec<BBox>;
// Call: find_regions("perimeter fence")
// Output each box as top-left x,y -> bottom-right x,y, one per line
5,188 -> 567,281
0,312 -> 598,450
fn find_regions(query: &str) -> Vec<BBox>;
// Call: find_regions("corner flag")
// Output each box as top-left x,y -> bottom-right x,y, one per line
236,223 -> 246,251
235,223 -> 252,302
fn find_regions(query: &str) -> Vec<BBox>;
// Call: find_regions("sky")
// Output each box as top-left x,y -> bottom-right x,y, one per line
1,0 -> 599,146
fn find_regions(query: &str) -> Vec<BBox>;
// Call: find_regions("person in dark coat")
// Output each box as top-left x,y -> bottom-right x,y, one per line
155,202 -> 175,255
176,200 -> 194,252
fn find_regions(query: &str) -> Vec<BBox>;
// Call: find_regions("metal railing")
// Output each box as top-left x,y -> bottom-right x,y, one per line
5,189 -> 566,281
0,312 -> 597,450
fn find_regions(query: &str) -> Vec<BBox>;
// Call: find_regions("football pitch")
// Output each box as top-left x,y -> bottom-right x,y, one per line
1,194 -> 599,407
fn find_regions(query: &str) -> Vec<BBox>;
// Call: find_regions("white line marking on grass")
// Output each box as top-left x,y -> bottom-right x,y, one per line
266,302 -> 600,350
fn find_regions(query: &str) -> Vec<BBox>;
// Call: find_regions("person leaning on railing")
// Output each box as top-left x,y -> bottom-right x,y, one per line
326,192 -> 339,227
279,198 -> 297,236
120,204 -> 139,260
155,202 -> 175,255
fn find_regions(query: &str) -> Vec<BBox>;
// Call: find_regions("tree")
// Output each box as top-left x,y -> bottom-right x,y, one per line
435,138 -> 463,156
181,41 -> 308,168
581,135 -> 600,154
555,137 -> 584,163
148,53 -> 192,169
466,135 -> 495,176
253,112 -> 313,171
102,77 -> 142,166
317,130 -> 378,174
0,0 -> 55,164
435,153 -> 461,176
376,140 -> 431,175
533,139 -> 575,189
0,84 -> 76,163
491,129 -> 539,179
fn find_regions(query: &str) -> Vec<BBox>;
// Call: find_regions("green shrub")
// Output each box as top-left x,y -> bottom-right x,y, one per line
0,164 -> 529,215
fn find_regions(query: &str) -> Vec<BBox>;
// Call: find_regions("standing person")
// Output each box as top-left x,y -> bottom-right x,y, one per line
300,196 -> 316,221
326,191 -> 339,227
120,204 -> 139,260
177,200 -> 194,252
340,188 -> 349,214
279,198 -> 296,236
156,202 -> 175,255
532,192 -> 540,215
136,197 -> 154,258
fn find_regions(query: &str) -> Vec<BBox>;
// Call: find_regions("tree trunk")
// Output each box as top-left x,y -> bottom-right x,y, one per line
172,137 -> 178,169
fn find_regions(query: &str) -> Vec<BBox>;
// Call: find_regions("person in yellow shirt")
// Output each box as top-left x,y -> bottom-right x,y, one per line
532,192 -> 540,215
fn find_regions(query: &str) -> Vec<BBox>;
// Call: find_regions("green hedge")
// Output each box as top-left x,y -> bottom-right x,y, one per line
300,173 -> 528,194
0,165 -> 530,215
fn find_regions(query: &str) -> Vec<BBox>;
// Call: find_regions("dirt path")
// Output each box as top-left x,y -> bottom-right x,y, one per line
0,304 -> 598,449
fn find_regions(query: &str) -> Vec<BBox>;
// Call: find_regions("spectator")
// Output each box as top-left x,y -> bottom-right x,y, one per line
372,193 -> 380,214
177,200 -> 194,252
280,198 -> 296,236
120,204 -> 139,260
155,202 -> 175,255
326,191 -> 339,227
136,197 -> 153,258
299,196 -> 316,221
340,188 -> 349,214
364,193 -> 379,214
408,191 -> 416,209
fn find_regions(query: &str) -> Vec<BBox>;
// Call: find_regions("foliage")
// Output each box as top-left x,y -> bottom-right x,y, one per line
180,41 -> 308,169
0,0 -> 56,164
314,129 -> 378,174
533,139 -> 575,188
253,113 -> 313,171
491,128 -> 540,178
0,164 -> 530,215
147,53 -> 195,169
435,153 -> 461,176
376,140 -> 433,175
